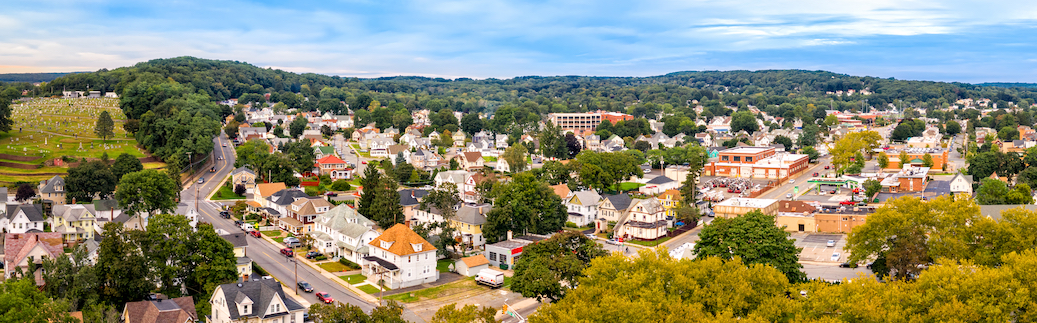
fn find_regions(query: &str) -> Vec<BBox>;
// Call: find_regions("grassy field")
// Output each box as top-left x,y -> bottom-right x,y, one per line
383,279 -> 479,303
261,231 -> 280,237
212,184 -> 246,200
317,262 -> 352,272
358,285 -> 383,294
611,182 -> 646,191
626,236 -> 672,247
341,274 -> 366,284
437,259 -> 453,273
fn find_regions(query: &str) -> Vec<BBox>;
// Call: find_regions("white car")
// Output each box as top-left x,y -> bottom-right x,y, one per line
197,178 -> 204,184
831,253 -> 841,262
786,193 -> 793,199
789,179 -> 795,184
826,240 -> 836,247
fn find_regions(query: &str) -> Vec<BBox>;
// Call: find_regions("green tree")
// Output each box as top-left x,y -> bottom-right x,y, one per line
863,179 -> 882,198
977,178 -> 1012,205
484,173 -> 566,243
96,222 -> 154,305
289,115 -> 308,138
111,153 -> 144,180
773,135 -> 793,149
115,169 -> 179,216
331,179 -> 351,191
922,153 -> 935,168
431,303 -> 498,323
693,210 -> 805,282
357,166 -> 404,229
830,130 -> 882,173
877,152 -> 889,169
729,110 -> 759,133
537,121 -> 566,159
460,113 -> 484,135
66,160 -> 117,203
501,144 -> 528,173
512,231 -> 607,302
41,244 -> 98,310
308,301 -> 407,323
574,151 -> 642,192
0,278 -> 78,323
899,150 -> 909,168
945,120 -> 961,136
94,110 -> 115,141
800,146 -> 820,163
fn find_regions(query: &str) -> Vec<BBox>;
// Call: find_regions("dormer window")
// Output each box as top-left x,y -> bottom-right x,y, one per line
412,243 -> 423,252
380,240 -> 393,249
242,304 -> 251,315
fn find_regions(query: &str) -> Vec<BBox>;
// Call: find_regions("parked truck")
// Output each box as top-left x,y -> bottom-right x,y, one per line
475,269 -> 505,288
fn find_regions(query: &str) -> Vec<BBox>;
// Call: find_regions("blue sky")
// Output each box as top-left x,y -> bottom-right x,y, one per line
3,0 -> 1037,83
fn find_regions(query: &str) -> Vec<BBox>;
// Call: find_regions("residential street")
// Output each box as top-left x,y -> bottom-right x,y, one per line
181,132 -> 426,322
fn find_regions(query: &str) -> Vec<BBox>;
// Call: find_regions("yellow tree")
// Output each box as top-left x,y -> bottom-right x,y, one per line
830,131 -> 882,174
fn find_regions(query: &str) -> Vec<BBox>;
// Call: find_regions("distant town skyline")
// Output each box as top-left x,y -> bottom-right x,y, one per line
3,0 -> 1037,83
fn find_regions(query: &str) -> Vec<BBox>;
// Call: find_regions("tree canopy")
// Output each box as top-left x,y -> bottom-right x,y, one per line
693,210 -> 806,282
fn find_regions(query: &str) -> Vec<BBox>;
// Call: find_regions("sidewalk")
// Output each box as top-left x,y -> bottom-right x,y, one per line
258,233 -> 380,303
658,225 -> 702,248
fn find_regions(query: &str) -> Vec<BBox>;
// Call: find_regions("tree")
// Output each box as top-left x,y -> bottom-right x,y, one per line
66,160 -> 117,203
357,166 -> 404,229
899,150 -> 910,168
331,179 -> 351,191
289,115 -> 308,138
459,113 -> 484,135
123,119 -> 140,135
564,133 -> 582,159
633,140 -> 651,152
96,222 -> 154,305
0,278 -> 79,323
773,135 -> 793,149
976,178 -> 1033,205
111,153 -> 144,180
537,122 -> 566,159
877,152 -> 889,169
501,144 -> 528,173
830,130 -> 882,173
945,120 -> 961,136
94,110 -> 115,141
512,231 -> 607,302
484,173 -> 566,243
14,183 -> 34,202
863,179 -> 882,198
41,244 -> 98,310
431,303 -> 498,323
574,151 -> 642,192
693,210 -> 805,282
801,146 -> 820,163
234,184 -> 246,196
116,169 -> 179,216
922,153 -> 935,168
729,110 -> 758,133
308,301 -> 407,323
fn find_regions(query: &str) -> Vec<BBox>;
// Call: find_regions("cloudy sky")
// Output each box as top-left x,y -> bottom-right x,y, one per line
2,0 -> 1037,82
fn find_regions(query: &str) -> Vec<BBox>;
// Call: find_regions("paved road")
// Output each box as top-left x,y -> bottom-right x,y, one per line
183,132 -> 426,322
758,156 -> 834,200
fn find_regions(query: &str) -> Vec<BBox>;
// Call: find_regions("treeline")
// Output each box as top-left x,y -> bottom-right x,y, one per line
0,72 -> 75,83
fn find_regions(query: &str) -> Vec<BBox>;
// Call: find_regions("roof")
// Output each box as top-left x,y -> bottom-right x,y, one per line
455,205 -> 490,226
951,173 -> 974,185
123,296 -> 197,323
215,279 -> 305,320
255,183 -> 287,198
52,204 -> 95,222
221,233 -> 249,248
646,176 -> 675,184
398,189 -> 429,206
4,232 -> 63,267
462,152 -> 482,163
777,201 -> 817,214
6,203 -> 44,222
979,204 -> 1037,221
290,197 -> 332,216
315,146 -> 335,155
567,190 -> 602,207
313,204 -> 375,239
363,256 -> 400,271
716,198 -> 778,208
658,189 -> 681,201
460,254 -> 489,268
40,175 -> 64,193
369,223 -> 436,256
388,145 -> 410,156
231,167 -> 256,176
269,189 -> 311,206
601,194 -> 633,210
317,155 -> 347,165
549,184 -> 571,199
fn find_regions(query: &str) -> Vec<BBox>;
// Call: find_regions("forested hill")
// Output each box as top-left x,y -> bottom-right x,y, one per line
977,82 -> 1037,88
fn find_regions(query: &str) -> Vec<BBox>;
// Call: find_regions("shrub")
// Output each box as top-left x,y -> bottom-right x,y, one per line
234,184 -> 246,196
564,221 -> 578,228
331,179 -> 351,191
254,264 -> 268,276
338,258 -> 361,270
315,255 -> 328,261
500,264 -> 509,270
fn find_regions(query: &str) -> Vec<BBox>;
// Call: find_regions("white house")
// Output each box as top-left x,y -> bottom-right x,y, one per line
208,279 -> 306,323
638,175 -> 680,195
310,204 -> 380,265
175,202 -> 200,229
614,198 -> 669,241
362,224 -> 439,289
564,190 -> 601,227
454,254 -> 490,277
2,204 -> 44,234
949,173 -> 974,196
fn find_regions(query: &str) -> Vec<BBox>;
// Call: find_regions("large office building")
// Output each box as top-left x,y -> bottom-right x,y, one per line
703,147 -> 810,179
547,111 -> 634,134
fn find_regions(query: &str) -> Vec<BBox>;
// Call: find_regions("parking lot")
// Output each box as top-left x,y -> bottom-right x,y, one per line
791,233 -> 848,263
699,177 -> 771,202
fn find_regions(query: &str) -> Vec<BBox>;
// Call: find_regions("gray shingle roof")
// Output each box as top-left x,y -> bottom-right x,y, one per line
6,203 -> 44,222
268,189 -> 311,206
221,233 -> 249,248
399,189 -> 429,206
218,279 -> 304,320
231,167 -> 256,176
456,205 -> 490,226
602,194 -> 632,210
646,176 -> 675,184
40,175 -> 64,193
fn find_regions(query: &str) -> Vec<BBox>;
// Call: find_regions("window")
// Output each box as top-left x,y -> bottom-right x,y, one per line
721,156 -> 729,161
733,156 -> 741,162
489,252 -> 497,261
746,157 -> 752,162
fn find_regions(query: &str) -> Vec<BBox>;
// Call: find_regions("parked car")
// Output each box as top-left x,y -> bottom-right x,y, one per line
249,230 -> 261,238
606,239 -> 621,245
234,220 -> 244,227
824,165 -> 830,169
839,200 -> 856,206
789,179 -> 795,184
298,281 -> 314,293
220,211 -> 231,219
316,292 -> 334,304
361,161 -> 368,164
305,251 -> 323,259
326,192 -> 338,197
198,178 -> 204,184
826,240 -> 836,247
839,262 -> 855,268
786,193 -> 793,199
585,234 -> 596,240
280,248 -> 294,257
831,253 -> 841,262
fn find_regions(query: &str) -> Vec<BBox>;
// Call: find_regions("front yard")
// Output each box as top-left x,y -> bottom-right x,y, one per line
358,285 -> 384,294
626,236 -> 672,247
212,184 -> 246,200
383,279 -> 480,303
317,262 -> 352,273
341,274 -> 367,284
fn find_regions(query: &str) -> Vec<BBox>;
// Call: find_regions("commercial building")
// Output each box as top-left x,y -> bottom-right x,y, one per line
547,111 -> 633,134
704,147 -> 809,179
880,167 -> 930,193
885,148 -> 950,170
713,198 -> 778,218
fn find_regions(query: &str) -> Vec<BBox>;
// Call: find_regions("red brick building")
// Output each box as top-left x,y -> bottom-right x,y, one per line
704,147 -> 810,179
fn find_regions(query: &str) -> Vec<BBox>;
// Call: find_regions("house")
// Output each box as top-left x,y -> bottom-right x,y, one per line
454,255 -> 490,277
714,198 -> 779,218
266,189 -> 312,220
564,190 -> 601,227
457,152 -> 484,171
410,149 -> 441,171
122,296 -> 198,323
452,131 -> 467,147
775,200 -> 818,232
38,175 -> 66,205
369,137 -> 395,157
230,167 -> 257,193
453,204 -> 490,249
174,202 -> 200,229
310,204 -> 379,265
281,197 -> 332,234
596,194 -> 633,232
4,232 -> 63,283
314,146 -> 336,159
316,155 -> 351,180
254,183 -> 287,208
387,145 -> 411,165
434,170 -> 473,196
50,204 -> 96,244
550,184 -> 571,200
219,233 -> 252,281
613,198 -> 668,241
399,189 -> 429,221
208,279 -> 306,323
362,224 -> 438,289
656,189 -> 681,218
2,203 -> 45,234
950,173 -> 974,195
484,235 -> 544,268
638,176 -> 678,195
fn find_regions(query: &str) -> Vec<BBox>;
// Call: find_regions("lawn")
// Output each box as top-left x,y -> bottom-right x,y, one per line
261,231 -> 281,237
340,274 -> 367,285
611,182 -> 646,191
482,156 -> 497,162
358,285 -> 383,294
348,144 -> 372,157
273,237 -> 285,244
212,184 -> 246,200
437,259 -> 453,273
383,279 -> 479,303
626,236 -> 673,247
317,262 -> 352,272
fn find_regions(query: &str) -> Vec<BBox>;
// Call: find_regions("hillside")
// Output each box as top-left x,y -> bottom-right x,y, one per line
0,72 -> 78,83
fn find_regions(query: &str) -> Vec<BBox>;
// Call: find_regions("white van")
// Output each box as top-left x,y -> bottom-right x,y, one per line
241,223 -> 255,232
475,269 -> 505,288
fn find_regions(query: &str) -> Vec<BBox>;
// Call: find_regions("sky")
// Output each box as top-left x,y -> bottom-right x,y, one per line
3,0 -> 1037,83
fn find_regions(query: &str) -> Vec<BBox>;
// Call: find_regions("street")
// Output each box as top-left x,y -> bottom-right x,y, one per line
182,132 -> 426,322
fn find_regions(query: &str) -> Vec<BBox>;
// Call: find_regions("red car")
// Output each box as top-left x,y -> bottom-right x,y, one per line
316,292 -> 334,304
250,230 -> 261,238
813,172 -> 819,177
839,200 -> 856,206
824,166 -> 830,170
280,248 -> 294,257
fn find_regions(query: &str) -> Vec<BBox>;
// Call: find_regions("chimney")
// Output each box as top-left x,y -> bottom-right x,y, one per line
507,230 -> 513,241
